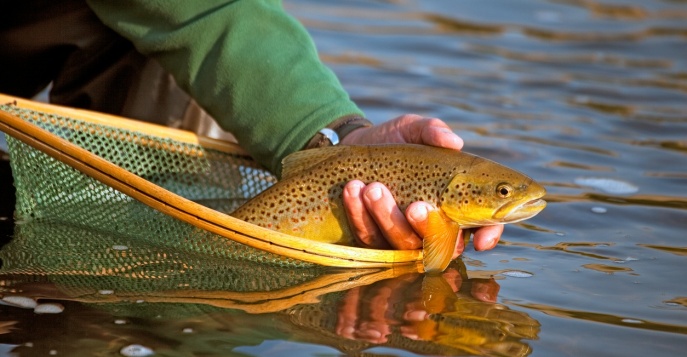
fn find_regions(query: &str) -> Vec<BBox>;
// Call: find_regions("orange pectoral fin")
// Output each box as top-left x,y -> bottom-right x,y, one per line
422,211 -> 461,273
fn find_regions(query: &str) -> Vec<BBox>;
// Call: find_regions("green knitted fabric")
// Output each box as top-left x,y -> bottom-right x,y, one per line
86,0 -> 365,175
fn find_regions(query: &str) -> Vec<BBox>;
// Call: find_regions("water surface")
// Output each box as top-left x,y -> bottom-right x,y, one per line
2,0 -> 687,356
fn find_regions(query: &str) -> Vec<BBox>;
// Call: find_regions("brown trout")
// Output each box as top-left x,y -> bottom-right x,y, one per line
231,144 -> 546,272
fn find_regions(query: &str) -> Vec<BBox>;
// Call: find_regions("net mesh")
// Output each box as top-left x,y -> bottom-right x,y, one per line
0,104 -> 318,272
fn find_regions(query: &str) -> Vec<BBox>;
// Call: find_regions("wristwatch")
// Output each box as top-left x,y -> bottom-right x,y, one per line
304,115 -> 373,149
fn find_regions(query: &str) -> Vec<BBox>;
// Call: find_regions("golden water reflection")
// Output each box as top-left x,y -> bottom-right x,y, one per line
0,264 -> 540,356
0,217 -> 541,356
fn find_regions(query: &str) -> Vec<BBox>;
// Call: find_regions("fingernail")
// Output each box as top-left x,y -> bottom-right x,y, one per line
366,187 -> 382,201
409,204 -> 428,222
487,237 -> 498,249
438,128 -> 463,148
346,182 -> 363,198
475,236 -> 497,251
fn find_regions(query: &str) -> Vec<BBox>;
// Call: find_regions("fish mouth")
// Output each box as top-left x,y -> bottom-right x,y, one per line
498,198 -> 547,223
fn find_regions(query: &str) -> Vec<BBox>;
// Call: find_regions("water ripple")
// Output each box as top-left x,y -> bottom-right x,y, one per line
510,301 -> 687,335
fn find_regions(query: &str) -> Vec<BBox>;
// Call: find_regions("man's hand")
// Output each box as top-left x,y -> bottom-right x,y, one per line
340,114 -> 504,257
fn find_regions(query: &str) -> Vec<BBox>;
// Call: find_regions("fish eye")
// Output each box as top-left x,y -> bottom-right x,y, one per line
496,183 -> 513,198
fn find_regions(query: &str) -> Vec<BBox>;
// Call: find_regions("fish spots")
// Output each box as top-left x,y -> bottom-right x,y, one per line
233,145 -> 501,243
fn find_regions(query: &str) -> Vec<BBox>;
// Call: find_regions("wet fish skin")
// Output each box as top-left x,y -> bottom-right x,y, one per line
231,144 -> 546,272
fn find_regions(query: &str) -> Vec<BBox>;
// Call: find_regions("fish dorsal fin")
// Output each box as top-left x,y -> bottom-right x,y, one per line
281,146 -> 351,179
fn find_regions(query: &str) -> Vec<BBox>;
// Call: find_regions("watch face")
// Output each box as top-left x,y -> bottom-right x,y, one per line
319,128 -> 339,146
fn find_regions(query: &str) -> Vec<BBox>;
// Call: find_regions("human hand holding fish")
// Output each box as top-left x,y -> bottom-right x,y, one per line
231,114 -> 546,272
339,114 -> 506,260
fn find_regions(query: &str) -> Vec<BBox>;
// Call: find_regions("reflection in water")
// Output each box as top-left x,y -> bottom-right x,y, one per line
286,269 -> 538,357
422,14 -> 504,35
0,220 -> 539,356
582,263 -> 634,273
638,244 -> 687,257
511,301 -> 687,336
503,240 -> 620,261
546,193 -> 687,209
664,297 -> 687,308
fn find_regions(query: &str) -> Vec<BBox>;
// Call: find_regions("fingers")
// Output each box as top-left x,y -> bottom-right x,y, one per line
340,114 -> 464,151
343,181 -> 422,250
344,180 -> 503,253
362,183 -> 422,250
472,224 -> 504,251
406,201 -> 463,259
343,180 -> 389,249
405,202 -> 431,235
350,180 -> 503,252
412,117 -> 464,150
452,229 -> 466,259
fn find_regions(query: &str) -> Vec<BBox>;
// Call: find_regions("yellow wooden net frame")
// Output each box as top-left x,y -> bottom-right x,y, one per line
0,94 -> 422,269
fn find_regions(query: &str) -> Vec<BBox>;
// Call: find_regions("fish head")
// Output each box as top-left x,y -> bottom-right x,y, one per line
439,158 -> 546,227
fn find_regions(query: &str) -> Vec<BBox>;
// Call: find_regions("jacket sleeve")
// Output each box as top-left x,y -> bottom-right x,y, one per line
86,0 -> 364,175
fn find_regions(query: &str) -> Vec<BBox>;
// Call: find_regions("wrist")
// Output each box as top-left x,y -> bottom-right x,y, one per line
339,125 -> 369,145
304,115 -> 372,149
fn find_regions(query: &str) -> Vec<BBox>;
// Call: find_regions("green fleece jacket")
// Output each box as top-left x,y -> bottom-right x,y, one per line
86,0 -> 363,176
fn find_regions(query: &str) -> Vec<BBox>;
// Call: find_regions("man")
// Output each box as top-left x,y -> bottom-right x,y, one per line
0,0 -> 503,257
